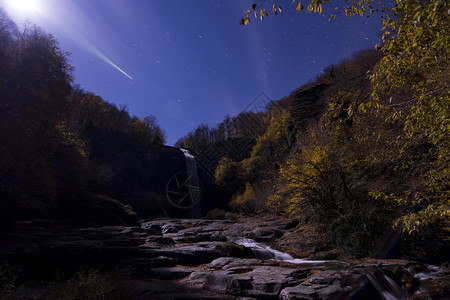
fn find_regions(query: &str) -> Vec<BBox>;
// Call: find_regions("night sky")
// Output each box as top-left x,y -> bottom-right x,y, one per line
0,0 -> 382,145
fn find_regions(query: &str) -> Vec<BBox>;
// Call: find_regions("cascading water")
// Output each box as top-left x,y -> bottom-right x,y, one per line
233,238 -> 332,264
232,238 -> 419,299
180,149 -> 201,217
234,238 -> 296,261
367,268 -> 407,300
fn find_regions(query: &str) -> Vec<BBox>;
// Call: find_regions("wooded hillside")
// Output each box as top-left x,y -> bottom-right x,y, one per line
180,0 -> 449,261
0,9 -> 165,227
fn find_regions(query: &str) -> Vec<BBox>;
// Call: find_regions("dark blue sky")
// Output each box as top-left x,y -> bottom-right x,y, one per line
1,0 -> 382,145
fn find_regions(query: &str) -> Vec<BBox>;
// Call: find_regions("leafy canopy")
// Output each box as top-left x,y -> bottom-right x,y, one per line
241,0 -> 449,235
240,0 -> 387,25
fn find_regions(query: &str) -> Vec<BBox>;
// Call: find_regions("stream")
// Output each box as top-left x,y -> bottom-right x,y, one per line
1,218 -> 448,299
234,237 -> 331,264
232,237 -> 448,300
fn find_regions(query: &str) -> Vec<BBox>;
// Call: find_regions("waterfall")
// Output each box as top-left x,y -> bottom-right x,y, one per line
233,238 -> 339,265
180,149 -> 201,217
234,238 -> 295,261
367,268 -> 407,300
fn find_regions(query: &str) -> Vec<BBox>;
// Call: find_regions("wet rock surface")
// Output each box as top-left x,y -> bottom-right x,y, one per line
0,217 -> 449,299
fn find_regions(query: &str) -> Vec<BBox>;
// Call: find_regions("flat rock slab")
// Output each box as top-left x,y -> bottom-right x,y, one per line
126,278 -> 235,300
184,258 -> 309,298
0,218 -> 449,299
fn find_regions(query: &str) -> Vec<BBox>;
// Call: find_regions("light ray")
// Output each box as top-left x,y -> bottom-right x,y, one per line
72,31 -> 134,80
98,53 -> 134,80
5,0 -> 41,14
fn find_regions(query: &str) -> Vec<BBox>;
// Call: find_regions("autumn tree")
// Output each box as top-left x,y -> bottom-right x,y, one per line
214,157 -> 246,194
368,0 -> 449,234
0,12 -> 164,225
240,0 -> 385,25
0,13 -> 79,220
240,0 -> 449,258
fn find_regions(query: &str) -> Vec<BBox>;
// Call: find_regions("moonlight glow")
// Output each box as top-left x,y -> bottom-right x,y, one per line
6,0 -> 41,14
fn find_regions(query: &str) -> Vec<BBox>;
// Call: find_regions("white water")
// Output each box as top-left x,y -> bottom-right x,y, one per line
414,264 -> 448,281
231,237 -> 446,299
180,149 -> 199,188
367,269 -> 407,300
233,238 -> 331,264
180,149 -> 201,217
233,238 -> 409,299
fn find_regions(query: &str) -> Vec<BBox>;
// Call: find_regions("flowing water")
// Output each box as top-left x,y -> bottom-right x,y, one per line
180,149 -> 201,217
367,268 -> 407,300
232,238 -> 449,299
233,238 -> 332,265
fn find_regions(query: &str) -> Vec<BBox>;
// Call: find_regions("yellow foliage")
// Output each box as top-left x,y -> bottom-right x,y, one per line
268,123 -> 331,217
230,182 -> 263,214
250,111 -> 290,159
367,0 -> 450,235
214,156 -> 245,188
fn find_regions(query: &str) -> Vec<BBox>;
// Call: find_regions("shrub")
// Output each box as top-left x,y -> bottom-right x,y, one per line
328,210 -> 387,257
49,269 -> 131,300
214,157 -> 246,193
230,183 -> 264,215
0,261 -> 18,298
206,208 -> 226,220
73,192 -> 139,226
225,212 -> 239,220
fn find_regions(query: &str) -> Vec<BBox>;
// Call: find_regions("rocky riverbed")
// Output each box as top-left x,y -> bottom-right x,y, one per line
0,217 -> 448,299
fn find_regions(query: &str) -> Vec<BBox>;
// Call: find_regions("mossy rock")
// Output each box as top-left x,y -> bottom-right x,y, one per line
206,208 -> 226,220
74,192 -> 139,226
225,212 -> 239,220
222,242 -> 254,258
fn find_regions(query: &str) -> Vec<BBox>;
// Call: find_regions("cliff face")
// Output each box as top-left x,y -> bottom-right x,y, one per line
125,139 -> 256,219
194,137 -> 255,179
128,145 -> 190,218
147,145 -> 187,192
191,137 -> 256,213
289,83 -> 329,129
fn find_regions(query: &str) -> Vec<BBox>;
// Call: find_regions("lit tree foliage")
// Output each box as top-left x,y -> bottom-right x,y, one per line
370,0 -> 449,234
214,157 -> 246,193
230,182 -> 263,215
241,0 -> 449,242
240,0 -> 386,25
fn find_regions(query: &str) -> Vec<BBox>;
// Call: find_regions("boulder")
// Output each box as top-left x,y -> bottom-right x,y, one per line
209,257 -> 278,270
118,256 -> 175,277
150,267 -> 195,280
162,222 -> 186,234
187,264 -> 306,298
222,242 -> 254,258
280,285 -> 318,300
246,226 -> 285,242
284,218 -> 300,230
1,217 -> 449,300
